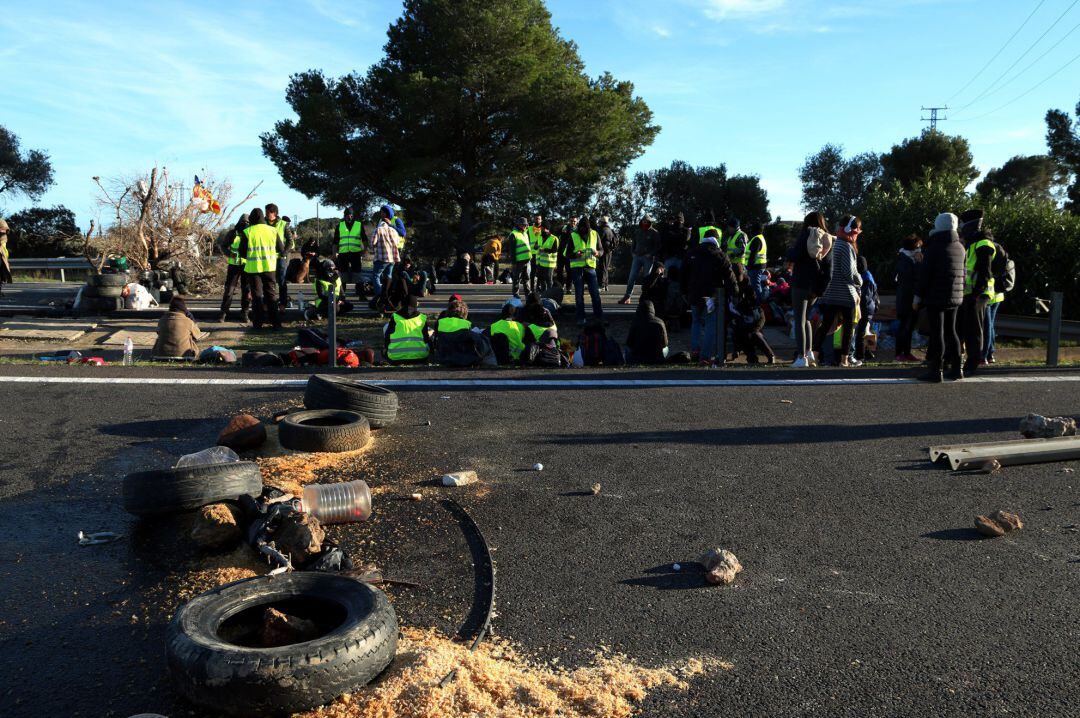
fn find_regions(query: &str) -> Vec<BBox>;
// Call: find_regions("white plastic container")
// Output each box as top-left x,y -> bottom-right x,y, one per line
302,480 -> 372,524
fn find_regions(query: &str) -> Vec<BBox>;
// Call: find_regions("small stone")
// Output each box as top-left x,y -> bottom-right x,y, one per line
218,413 -> 266,452
190,504 -> 241,549
410,493 -> 423,501
1019,413 -> 1077,439
442,471 -> 478,487
975,515 -> 1006,537
590,483 -> 601,496
533,463 -> 544,472
424,420 -> 432,426
697,548 -> 743,586
672,563 -> 681,571
991,510 -> 1023,532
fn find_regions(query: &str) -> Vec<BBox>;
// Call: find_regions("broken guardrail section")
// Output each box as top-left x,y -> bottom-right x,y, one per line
929,436 -> 1080,471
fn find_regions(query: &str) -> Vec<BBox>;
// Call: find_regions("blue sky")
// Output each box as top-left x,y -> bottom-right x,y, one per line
1,0 -> 1077,230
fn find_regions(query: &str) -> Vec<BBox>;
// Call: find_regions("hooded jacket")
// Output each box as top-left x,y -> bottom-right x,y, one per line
681,237 -> 736,301
626,300 -> 669,364
917,230 -> 965,308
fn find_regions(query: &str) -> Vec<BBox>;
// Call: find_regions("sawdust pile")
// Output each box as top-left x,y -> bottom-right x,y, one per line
134,545 -> 266,623
257,447 -> 372,496
301,627 -> 730,718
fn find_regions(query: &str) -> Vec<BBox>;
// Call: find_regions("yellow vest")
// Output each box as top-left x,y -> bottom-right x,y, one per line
747,234 -> 767,267
437,316 -> 472,333
338,221 -> 364,253
964,239 -> 997,298
510,230 -> 532,263
243,224 -> 279,274
491,319 -> 527,359
570,230 -> 599,269
226,232 -> 244,266
387,313 -> 429,361
536,234 -> 559,268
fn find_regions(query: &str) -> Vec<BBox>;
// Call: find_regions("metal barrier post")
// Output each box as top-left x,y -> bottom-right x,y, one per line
1047,291 -> 1063,367
713,288 -> 727,366
59,267 -> 66,283
328,291 -> 338,368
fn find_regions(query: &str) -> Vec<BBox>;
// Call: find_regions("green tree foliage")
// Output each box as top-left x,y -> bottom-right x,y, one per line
262,0 -> 658,248
798,144 -> 882,222
976,155 -> 1065,201
858,175 -> 1080,317
880,129 -> 979,187
1046,98 -> 1080,212
634,160 -> 770,229
0,126 -> 54,203
4,205 -> 80,257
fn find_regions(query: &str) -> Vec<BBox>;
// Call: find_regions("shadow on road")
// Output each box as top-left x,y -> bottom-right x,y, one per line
99,418 -> 212,438
620,563 -> 708,591
921,528 -> 986,541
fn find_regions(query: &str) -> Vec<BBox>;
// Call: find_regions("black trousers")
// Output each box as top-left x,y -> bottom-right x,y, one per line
813,304 -> 855,359
961,294 -> 988,370
926,306 -> 961,371
316,299 -> 354,319
248,271 -> 281,328
535,266 -> 555,293
895,309 -> 916,356
219,263 -> 250,315
337,252 -> 365,297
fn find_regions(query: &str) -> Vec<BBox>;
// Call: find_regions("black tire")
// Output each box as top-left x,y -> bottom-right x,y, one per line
122,462 -> 263,517
95,284 -> 125,298
278,410 -> 371,453
167,573 -> 398,717
304,375 -> 399,429
93,272 -> 128,287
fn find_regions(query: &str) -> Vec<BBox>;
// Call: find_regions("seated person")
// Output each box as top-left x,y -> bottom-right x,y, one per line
310,259 -> 354,319
153,296 -> 201,358
486,299 -> 532,365
447,253 -> 475,284
436,298 -> 472,339
383,294 -> 432,364
520,292 -> 557,343
625,299 -> 669,365
433,298 -> 497,367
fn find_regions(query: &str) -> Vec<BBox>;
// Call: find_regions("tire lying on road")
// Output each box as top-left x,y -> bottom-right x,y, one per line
304,375 -> 399,429
122,462 -> 263,517
167,573 -> 398,717
278,409 -> 371,453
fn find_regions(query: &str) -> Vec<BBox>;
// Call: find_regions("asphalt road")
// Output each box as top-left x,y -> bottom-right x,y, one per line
0,370 -> 1077,717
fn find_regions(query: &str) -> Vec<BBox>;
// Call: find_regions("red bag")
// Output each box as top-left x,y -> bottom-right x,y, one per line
316,347 -> 360,367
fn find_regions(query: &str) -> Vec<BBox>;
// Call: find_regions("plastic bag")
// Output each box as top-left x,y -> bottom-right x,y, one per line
176,446 -> 240,468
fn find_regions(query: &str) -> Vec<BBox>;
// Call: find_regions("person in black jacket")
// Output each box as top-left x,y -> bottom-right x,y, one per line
682,229 -> 736,364
785,212 -> 830,367
914,213 -> 965,382
660,212 -> 692,271
893,234 -> 922,362
626,299 -> 670,364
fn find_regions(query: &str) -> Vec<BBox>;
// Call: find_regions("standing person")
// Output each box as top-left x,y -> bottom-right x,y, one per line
263,204 -> 287,309
558,215 -> 578,292
694,211 -> 721,244
0,219 -> 11,297
723,217 -> 748,269
481,234 -> 502,284
528,215 -> 544,293
216,213 -> 252,322
619,214 -> 659,305
682,228 -> 736,364
744,221 -> 769,303
786,212 -> 831,367
334,207 -> 367,300
369,205 -> 402,309
570,217 -> 604,325
959,209 -> 996,376
277,216 -> 296,309
894,234 -> 922,362
238,207 -> 285,330
730,268 -> 775,364
596,216 -> 617,291
534,223 -> 560,293
508,217 -> 532,298
660,212 -> 691,272
853,255 -> 879,364
984,239 -> 1014,364
914,213 -> 965,382
813,216 -> 863,367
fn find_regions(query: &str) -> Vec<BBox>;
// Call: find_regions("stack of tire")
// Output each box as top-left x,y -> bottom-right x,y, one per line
81,272 -> 129,314
303,375 -> 399,429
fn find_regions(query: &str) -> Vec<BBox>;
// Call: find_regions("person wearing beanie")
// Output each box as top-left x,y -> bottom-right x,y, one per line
958,208 -> 996,376
914,212 -> 965,382
893,234 -> 923,362
487,299 -> 531,365
334,206 -> 368,300
596,216 -> 616,290
681,228 -> 736,364
723,217 -> 748,268
813,216 -> 864,367
153,295 -> 201,358
508,216 -> 533,298
534,222 -> 560,293
237,206 -> 286,330
0,218 -> 12,296
310,258 -> 353,320
383,294 -> 431,364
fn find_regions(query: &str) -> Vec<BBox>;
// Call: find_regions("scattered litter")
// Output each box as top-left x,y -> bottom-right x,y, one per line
672,563 -> 681,571
176,446 -> 240,468
301,480 -> 372,525
697,548 -> 743,586
77,530 -> 122,547
533,462 -> 544,472
591,483 -> 602,496
1062,467 -> 1074,474
780,399 -> 793,404
1020,413 -> 1077,439
440,395 -> 451,400
982,459 -> 1002,474
442,470 -> 478,487
410,493 -> 423,501
974,510 -> 1024,538
424,420 -> 432,426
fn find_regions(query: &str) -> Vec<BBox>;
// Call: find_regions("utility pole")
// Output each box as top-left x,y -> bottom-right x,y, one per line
921,106 -> 949,132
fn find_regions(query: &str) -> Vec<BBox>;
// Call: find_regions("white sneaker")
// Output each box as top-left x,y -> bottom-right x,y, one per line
806,351 -> 818,366
790,357 -> 808,368
849,358 -> 864,367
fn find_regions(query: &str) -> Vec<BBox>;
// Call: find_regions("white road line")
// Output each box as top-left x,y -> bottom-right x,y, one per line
0,375 -> 1078,388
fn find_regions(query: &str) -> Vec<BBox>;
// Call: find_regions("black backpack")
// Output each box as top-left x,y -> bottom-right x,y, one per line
991,242 -> 1016,293
577,325 -> 607,366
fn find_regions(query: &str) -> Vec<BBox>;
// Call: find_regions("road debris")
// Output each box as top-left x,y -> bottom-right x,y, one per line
975,510 -> 1024,538
591,483 -> 602,495
982,459 -> 1002,474
219,413 -> 268,451
77,530 -> 122,546
190,503 -> 242,550
533,462 -> 544,471
1019,413 -> 1077,439
410,493 -> 423,501
442,471 -> 478,487
780,399 -> 794,404
697,548 -> 743,586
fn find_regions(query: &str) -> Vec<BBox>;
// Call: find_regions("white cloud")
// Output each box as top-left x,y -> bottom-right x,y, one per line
699,0 -> 787,20
650,24 -> 672,38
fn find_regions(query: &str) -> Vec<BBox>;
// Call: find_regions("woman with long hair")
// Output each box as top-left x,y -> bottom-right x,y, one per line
785,211 -> 831,367
813,215 -> 863,367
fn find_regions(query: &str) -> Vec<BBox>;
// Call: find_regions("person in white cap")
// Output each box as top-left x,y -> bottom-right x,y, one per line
914,212 -> 966,382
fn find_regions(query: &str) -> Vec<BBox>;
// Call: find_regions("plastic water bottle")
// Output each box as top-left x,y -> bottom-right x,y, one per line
297,290 -> 306,312
123,337 -> 134,366
301,480 -> 371,525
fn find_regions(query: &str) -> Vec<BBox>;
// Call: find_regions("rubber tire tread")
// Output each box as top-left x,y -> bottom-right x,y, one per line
122,462 -> 263,517
94,273 -> 128,287
93,284 -> 124,298
277,410 -> 371,453
166,573 -> 398,717
304,375 -> 399,429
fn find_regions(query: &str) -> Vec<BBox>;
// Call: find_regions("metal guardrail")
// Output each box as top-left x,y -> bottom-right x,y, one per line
9,257 -> 94,282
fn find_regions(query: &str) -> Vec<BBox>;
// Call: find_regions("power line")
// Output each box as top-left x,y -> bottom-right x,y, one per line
947,0 -> 1047,103
957,0 -> 1080,111
954,45 -> 1080,122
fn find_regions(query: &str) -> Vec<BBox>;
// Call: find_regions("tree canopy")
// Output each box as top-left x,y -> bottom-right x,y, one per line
880,129 -> 979,187
1046,97 -> 1080,213
798,144 -> 882,222
5,205 -> 80,257
636,160 -> 770,228
0,126 -> 54,203
976,154 -> 1065,201
263,0 -> 658,246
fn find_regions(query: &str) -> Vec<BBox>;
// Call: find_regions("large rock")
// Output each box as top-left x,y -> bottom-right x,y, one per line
218,414 -> 267,452
697,548 -> 743,586
975,510 -> 1024,538
1019,413 -> 1077,439
273,513 -> 325,563
190,503 -> 241,549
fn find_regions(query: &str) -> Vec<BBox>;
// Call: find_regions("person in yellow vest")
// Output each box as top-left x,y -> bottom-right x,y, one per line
570,216 -> 604,325
959,209 -> 995,376
534,223 -> 560,293
508,217 -> 533,298
744,221 -> 769,303
334,207 -> 367,299
528,214 -> 544,294
0,218 -> 11,297
487,298 -> 531,365
694,212 -> 721,246
263,204 -> 291,310
216,213 -> 252,323
310,259 -> 353,319
237,207 -> 285,330
383,294 -> 431,364
723,217 -> 748,268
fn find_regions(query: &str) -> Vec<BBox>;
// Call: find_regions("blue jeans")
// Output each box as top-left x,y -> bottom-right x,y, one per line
748,267 -> 768,304
572,267 -> 603,322
691,303 -> 719,359
372,260 -> 395,298
983,301 -> 1000,360
624,255 -> 654,298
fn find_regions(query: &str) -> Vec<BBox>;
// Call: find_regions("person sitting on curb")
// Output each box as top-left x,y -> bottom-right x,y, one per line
487,298 -> 532,365
153,296 -> 201,359
309,259 -> 353,320
383,294 -> 431,364
625,299 -> 669,364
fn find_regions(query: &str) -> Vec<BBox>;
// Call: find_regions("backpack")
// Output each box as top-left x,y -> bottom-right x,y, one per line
317,347 -> 360,367
991,242 -> 1016,293
576,326 -> 607,366
603,337 -> 627,366
297,328 -> 329,350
